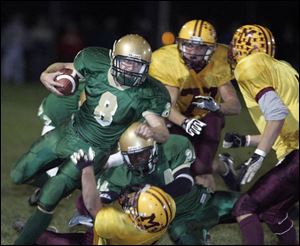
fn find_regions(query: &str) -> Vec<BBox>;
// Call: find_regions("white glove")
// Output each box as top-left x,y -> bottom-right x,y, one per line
181,118 -> 207,136
239,149 -> 266,185
192,95 -> 220,112
70,147 -> 95,171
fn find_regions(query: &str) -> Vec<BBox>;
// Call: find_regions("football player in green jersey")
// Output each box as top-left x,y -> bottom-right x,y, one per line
36,80 -> 86,177
18,122 -> 240,245
11,34 -> 171,245
92,122 -> 240,245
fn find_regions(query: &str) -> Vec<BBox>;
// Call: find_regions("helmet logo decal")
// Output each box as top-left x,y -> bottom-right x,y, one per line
140,213 -> 160,230
128,53 -> 142,60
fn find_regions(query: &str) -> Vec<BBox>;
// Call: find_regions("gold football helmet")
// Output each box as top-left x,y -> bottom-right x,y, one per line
111,34 -> 152,87
119,122 -> 157,176
177,20 -> 217,72
229,24 -> 276,63
123,185 -> 176,233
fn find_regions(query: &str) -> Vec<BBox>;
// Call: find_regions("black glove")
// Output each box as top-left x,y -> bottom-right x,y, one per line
223,133 -> 247,148
70,147 -> 95,171
236,151 -> 265,185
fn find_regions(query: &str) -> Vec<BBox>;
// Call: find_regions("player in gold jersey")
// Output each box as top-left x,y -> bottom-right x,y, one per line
224,24 -> 299,245
150,20 -> 242,191
18,148 -> 176,245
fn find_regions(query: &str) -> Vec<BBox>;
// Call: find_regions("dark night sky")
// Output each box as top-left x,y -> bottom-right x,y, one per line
1,1 -> 299,68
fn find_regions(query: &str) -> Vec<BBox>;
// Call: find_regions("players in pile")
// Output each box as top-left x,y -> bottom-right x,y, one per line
16,122 -> 240,245
224,24 -> 299,245
10,34 -> 171,245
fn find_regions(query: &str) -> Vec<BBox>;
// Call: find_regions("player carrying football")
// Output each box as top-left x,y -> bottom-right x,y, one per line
10,34 -> 171,244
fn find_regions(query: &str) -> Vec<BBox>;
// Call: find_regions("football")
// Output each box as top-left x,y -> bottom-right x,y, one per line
54,68 -> 78,96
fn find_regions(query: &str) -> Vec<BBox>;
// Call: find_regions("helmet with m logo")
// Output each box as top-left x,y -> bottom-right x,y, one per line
122,185 -> 176,233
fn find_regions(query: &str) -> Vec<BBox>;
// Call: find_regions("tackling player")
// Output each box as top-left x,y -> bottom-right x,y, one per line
17,122 -> 239,245
149,20 -> 242,191
10,34 -> 171,245
225,24 -> 299,245
95,122 -> 240,244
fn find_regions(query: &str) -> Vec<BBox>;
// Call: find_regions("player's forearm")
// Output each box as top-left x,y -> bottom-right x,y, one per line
219,98 -> 241,115
81,166 -> 103,219
246,135 -> 261,146
168,107 -> 186,126
256,120 -> 285,154
44,63 -> 74,73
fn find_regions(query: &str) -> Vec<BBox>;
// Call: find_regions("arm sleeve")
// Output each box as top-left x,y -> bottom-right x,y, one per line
161,136 -> 196,197
258,90 -> 289,120
161,175 -> 193,197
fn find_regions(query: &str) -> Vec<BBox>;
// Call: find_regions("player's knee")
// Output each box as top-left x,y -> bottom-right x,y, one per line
232,193 -> 258,219
10,163 -> 26,184
37,175 -> 75,211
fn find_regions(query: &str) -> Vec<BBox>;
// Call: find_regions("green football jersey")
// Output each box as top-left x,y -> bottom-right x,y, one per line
97,134 -> 203,215
38,80 -> 85,127
73,47 -> 171,148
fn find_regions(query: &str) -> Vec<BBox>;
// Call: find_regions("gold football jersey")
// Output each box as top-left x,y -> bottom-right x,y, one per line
149,44 -> 234,118
234,52 -> 299,160
93,201 -> 167,245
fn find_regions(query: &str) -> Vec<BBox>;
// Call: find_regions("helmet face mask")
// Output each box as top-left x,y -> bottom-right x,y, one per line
177,38 -> 216,72
119,122 -> 158,177
177,20 -> 217,73
122,145 -> 158,177
110,34 -> 152,87
111,55 -> 149,87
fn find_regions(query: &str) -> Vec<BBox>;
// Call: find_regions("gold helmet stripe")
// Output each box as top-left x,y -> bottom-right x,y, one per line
254,24 -> 270,56
150,186 -> 173,221
197,20 -> 204,37
192,20 -> 200,36
145,190 -> 170,227
265,27 -> 275,57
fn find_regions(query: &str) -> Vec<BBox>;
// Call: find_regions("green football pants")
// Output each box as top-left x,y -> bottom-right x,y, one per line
10,121 -> 111,211
169,190 -> 241,245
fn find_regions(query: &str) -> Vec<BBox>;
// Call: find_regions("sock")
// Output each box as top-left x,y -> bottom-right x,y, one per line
239,214 -> 264,245
267,216 -> 298,245
14,209 -> 53,245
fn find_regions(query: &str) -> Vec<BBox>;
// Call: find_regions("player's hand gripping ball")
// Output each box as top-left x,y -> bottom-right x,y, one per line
54,68 -> 79,96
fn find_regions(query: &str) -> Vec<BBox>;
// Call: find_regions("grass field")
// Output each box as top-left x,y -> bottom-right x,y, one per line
1,83 -> 298,245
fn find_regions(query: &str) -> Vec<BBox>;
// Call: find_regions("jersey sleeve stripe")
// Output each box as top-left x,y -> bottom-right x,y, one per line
171,163 -> 192,175
255,86 -> 274,102
176,174 -> 194,185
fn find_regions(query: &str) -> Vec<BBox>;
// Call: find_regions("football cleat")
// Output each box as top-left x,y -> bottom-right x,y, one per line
68,212 -> 93,232
219,153 -> 240,191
